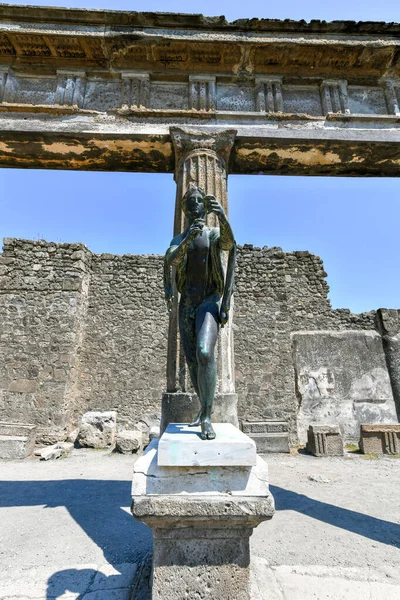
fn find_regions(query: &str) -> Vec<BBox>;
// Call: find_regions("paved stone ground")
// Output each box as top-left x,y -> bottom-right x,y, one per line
0,449 -> 399,599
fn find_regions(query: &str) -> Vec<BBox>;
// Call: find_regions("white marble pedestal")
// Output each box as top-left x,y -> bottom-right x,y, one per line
131,423 -> 275,600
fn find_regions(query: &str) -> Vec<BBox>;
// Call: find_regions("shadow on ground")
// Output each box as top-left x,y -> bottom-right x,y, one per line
1,479 -> 399,598
270,485 -> 400,549
0,479 -> 152,599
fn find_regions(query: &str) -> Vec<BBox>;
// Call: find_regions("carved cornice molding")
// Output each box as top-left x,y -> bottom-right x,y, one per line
0,6 -> 398,78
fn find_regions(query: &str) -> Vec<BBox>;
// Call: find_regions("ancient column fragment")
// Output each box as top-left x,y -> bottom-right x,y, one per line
188,75 -> 216,111
120,72 -> 150,108
162,127 -> 238,430
255,77 -> 283,112
381,79 -> 400,115
320,80 -> 349,115
55,70 -> 86,107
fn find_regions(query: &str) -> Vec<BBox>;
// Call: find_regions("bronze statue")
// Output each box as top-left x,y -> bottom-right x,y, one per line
164,185 -> 236,440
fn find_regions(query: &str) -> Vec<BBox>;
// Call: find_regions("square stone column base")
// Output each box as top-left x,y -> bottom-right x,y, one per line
161,392 -> 239,433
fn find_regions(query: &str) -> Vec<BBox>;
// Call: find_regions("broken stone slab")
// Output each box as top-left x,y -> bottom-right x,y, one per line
115,430 -> 143,454
242,420 -> 290,453
132,436 -> 275,600
306,425 -> 344,457
35,441 -> 74,460
360,424 -> 400,454
77,411 -> 117,449
0,422 -> 36,459
158,423 -> 257,467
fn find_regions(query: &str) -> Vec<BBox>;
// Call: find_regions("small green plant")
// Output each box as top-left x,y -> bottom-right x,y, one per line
345,443 -> 359,453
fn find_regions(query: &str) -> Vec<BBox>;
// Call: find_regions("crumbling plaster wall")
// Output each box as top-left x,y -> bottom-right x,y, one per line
0,238 -> 394,443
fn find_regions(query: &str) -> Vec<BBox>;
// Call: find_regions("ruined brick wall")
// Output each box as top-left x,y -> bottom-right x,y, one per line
0,238 -> 382,443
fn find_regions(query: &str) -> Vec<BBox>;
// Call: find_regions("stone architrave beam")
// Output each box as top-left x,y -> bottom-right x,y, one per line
0,5 -> 398,175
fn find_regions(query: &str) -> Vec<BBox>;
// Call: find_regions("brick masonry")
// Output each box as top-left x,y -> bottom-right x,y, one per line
0,238 -> 398,444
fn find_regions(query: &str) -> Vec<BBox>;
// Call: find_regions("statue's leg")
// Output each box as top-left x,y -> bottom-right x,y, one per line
195,296 -> 220,440
179,299 -> 203,426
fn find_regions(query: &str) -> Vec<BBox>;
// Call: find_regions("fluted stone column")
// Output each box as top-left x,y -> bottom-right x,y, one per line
161,127 -> 238,431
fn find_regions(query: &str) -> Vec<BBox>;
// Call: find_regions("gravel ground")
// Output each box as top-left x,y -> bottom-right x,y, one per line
0,449 -> 399,599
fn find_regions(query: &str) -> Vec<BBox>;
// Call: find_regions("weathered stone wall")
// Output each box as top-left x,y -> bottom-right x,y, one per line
0,238 -> 91,443
0,238 -> 396,444
76,252 -> 168,428
233,245 -> 377,440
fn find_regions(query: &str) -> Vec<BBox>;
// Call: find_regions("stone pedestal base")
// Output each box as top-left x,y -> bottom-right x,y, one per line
161,392 -> 239,433
131,427 -> 274,600
360,424 -> 400,454
306,424 -> 344,456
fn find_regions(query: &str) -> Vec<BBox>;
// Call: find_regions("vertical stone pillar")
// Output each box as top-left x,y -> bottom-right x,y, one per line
376,309 -> 400,421
161,127 -> 238,431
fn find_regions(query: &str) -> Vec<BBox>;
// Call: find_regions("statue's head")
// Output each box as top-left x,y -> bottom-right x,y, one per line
181,185 -> 207,220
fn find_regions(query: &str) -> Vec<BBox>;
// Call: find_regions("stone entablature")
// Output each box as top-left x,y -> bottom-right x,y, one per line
0,5 -> 399,175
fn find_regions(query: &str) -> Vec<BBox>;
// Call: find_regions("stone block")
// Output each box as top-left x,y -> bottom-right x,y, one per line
77,411 -> 117,448
360,424 -> 400,454
0,422 -> 36,459
115,430 -> 143,454
35,441 -> 73,460
158,423 -> 256,467
242,421 -> 290,453
306,424 -> 344,456
8,379 -> 38,393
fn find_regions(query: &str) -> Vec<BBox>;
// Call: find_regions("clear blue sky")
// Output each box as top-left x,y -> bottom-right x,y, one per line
1,0 -> 399,314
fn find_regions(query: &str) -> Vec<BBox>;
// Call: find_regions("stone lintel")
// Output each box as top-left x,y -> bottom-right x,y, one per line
0,121 -> 399,176
158,423 -> 256,467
